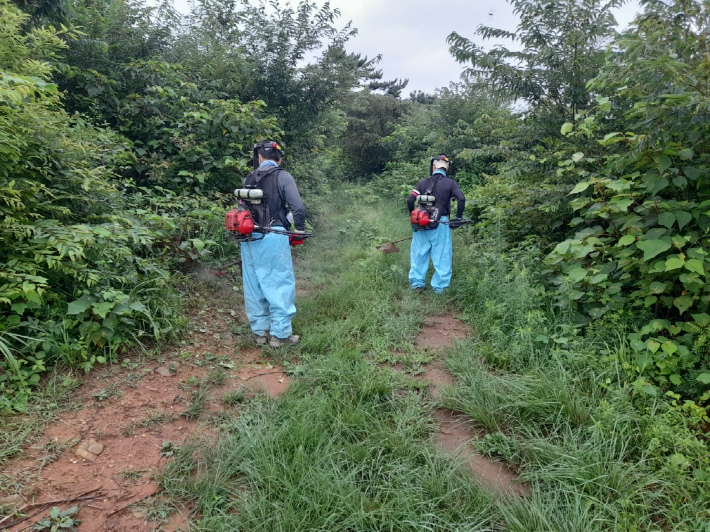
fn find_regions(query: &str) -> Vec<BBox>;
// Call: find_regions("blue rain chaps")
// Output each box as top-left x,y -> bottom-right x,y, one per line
240,228 -> 296,339
408,216 -> 452,294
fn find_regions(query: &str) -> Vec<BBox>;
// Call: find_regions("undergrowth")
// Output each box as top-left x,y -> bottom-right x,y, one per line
445,238 -> 710,530
155,195 -> 710,530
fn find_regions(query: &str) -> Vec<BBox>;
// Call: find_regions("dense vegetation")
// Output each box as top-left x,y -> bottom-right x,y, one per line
2,0 -> 710,526
0,0 -> 393,411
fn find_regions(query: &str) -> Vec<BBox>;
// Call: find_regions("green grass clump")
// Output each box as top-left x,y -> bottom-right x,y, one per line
160,353 -> 493,531
444,243 -> 710,530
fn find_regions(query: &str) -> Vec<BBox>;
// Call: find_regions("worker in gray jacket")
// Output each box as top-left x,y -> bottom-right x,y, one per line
240,140 -> 306,347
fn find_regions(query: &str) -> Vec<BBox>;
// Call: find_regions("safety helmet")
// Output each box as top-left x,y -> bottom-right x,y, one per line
252,139 -> 283,167
430,154 -> 450,174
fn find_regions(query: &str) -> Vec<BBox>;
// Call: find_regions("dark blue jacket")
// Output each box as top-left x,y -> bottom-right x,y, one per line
407,172 -> 465,218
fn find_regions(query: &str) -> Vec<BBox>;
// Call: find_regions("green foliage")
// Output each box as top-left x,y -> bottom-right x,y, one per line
546,0 -> 710,400
339,90 -> 410,179
33,506 -> 80,531
0,1 -> 224,410
447,240 -> 710,529
448,0 -> 623,133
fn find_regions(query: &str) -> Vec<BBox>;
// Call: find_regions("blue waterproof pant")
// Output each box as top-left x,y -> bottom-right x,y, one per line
240,228 -> 296,339
409,216 -> 452,294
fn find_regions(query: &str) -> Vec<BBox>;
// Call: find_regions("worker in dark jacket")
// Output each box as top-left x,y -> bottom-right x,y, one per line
406,155 -> 465,293
241,140 -> 306,347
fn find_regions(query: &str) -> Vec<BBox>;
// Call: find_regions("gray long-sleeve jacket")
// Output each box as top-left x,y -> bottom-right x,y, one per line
244,164 -> 306,230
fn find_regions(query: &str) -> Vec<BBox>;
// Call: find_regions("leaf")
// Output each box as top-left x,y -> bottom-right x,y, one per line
670,374 -> 682,385
673,175 -> 688,189
67,298 -> 91,315
696,373 -> 710,384
684,167 -> 702,180
642,384 -> 658,396
552,241 -> 570,254
674,295 -> 693,314
659,155 -> 672,173
572,152 -> 584,163
560,122 -> 573,135
569,181 -> 590,194
11,303 -> 28,315
648,281 -> 667,294
684,259 -> 705,276
568,267 -> 587,283
647,340 -> 660,353
192,238 -> 205,251
92,301 -> 114,319
636,239 -> 671,261
618,234 -> 636,247
675,210 -> 692,230
661,341 -> 678,355
665,256 -> 685,270
678,148 -> 694,160
657,211 -> 676,229
692,312 -> 710,325
129,301 -> 150,314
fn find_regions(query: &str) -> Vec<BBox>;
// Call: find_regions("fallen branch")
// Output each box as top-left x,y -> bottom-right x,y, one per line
243,370 -> 285,380
0,488 -> 102,530
105,489 -> 157,517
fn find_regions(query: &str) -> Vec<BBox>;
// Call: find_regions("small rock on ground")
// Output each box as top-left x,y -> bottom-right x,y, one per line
155,361 -> 180,377
74,438 -> 105,462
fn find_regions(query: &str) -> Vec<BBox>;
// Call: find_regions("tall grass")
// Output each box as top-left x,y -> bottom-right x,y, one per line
158,195 -> 710,530
158,194 -> 495,530
445,242 -> 710,530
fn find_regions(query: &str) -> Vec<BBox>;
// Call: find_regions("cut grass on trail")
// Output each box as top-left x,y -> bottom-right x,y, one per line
158,191 -> 710,531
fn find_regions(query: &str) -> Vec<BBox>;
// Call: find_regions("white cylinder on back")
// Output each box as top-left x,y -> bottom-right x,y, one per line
417,195 -> 435,203
234,188 -> 264,199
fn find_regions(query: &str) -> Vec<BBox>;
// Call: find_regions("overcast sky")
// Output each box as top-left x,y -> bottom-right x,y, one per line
173,0 -> 642,94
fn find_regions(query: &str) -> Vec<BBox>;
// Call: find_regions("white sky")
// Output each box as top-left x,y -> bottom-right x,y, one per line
172,0 -> 642,94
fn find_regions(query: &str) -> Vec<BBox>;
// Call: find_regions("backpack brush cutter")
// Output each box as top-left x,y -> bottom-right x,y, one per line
375,218 -> 475,254
225,188 -> 314,243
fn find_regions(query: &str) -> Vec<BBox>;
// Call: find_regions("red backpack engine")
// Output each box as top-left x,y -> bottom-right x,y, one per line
410,209 -> 430,228
411,194 -> 439,231
225,209 -> 255,236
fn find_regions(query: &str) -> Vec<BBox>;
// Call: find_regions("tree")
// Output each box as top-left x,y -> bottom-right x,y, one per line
339,91 -> 410,178
447,0 -> 624,134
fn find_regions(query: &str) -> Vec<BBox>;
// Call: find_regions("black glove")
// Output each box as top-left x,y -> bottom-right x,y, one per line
450,217 -> 463,229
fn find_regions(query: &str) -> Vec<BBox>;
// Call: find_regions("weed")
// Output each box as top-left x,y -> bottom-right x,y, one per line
92,383 -> 122,402
32,505 -> 80,531
159,441 -> 180,458
183,385 -> 209,420
0,371 -> 80,464
204,367 -> 227,387
124,370 -> 149,389
123,410 -> 178,437
203,410 -> 239,429
131,496 -> 175,524
221,387 -> 248,406
120,469 -> 145,482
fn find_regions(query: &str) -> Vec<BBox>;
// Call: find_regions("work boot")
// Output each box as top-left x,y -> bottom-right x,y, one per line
253,333 -> 268,346
269,335 -> 300,348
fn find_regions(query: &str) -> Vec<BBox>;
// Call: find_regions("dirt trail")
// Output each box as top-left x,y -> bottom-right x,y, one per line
0,275 -> 289,532
414,315 -> 528,496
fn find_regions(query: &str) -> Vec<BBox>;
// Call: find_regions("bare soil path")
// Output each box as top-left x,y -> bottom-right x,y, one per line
413,314 -> 528,496
0,273 -> 289,532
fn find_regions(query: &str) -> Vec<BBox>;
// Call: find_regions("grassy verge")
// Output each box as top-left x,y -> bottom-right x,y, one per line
444,242 -> 710,530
